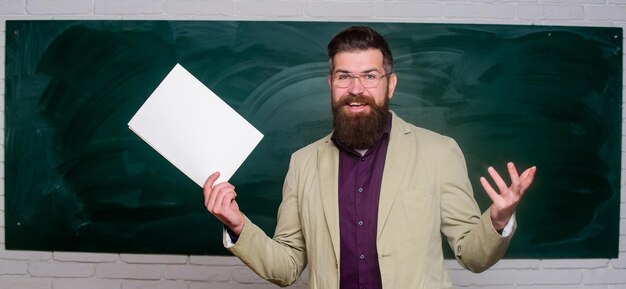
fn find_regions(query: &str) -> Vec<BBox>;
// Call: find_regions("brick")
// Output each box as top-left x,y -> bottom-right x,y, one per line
517,4 -> 584,20
54,252 -> 119,263
620,236 -> 626,252
120,254 -> 187,264
444,3 -> 515,19
162,265 -> 230,282
305,1 -> 373,18
28,261 -> 94,277
0,248 -> 52,261
237,1 -> 302,17
190,255 -> 242,266
26,0 -> 92,15
517,269 -> 583,285
542,259 -> 609,269
469,0 -> 535,2
96,263 -> 161,280
190,282 -> 290,289
583,268 -> 626,284
611,257 -> 626,269
512,285 -> 607,289
490,259 -> 541,270
544,0 -> 605,3
0,0 -> 25,15
608,0 -> 626,3
122,280 -> 187,289
449,269 -> 515,286
53,278 -> 121,289
373,2 -> 443,18
620,181 -> 626,204
586,5 -> 626,21
0,276 -> 51,289
457,286 -> 516,289
232,266 -> 273,284
94,0 -> 164,15
0,260 -> 27,275
164,0 -> 234,16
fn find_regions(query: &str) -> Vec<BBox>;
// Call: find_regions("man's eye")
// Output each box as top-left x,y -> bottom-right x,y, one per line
364,74 -> 377,80
336,74 -> 350,80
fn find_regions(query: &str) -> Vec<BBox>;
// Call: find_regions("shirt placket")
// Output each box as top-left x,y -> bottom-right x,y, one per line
355,154 -> 370,289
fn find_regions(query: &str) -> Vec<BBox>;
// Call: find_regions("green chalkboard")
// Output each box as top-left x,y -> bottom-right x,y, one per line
5,21 -> 622,257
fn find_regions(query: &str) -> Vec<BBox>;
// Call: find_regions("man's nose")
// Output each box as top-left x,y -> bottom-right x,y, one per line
348,76 -> 365,94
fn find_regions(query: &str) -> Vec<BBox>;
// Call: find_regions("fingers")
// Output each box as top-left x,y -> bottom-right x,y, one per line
480,176 -> 501,203
507,162 -> 520,189
519,166 -> 537,195
483,163 -> 537,198
203,171 -> 236,212
203,172 -> 220,206
207,182 -> 235,212
214,185 -> 237,214
487,166 -> 509,195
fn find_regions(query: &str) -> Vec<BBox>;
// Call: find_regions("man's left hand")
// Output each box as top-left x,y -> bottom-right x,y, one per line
480,162 -> 537,232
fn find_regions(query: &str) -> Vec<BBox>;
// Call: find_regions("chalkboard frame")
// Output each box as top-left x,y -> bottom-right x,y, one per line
5,20 -> 622,258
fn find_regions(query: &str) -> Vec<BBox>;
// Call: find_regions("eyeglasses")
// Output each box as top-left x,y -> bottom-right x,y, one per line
331,72 -> 388,88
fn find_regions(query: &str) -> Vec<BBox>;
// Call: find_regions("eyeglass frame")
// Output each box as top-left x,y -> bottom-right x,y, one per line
330,72 -> 392,88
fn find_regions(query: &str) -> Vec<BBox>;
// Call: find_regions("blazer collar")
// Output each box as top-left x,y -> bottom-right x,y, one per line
377,111 -> 413,238
317,136 -> 341,265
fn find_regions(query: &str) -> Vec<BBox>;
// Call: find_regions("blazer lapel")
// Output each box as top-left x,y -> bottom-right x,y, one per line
317,138 -> 341,265
377,113 -> 412,238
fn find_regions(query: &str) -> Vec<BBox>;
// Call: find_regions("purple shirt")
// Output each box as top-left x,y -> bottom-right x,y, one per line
331,113 -> 391,289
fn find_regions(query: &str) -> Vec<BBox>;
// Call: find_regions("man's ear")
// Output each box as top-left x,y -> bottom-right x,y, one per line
387,73 -> 398,99
328,75 -> 332,88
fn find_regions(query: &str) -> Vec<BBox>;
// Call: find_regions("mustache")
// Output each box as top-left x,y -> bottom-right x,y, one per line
336,94 -> 375,106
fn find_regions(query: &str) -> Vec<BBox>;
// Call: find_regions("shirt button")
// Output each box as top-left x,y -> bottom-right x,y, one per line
357,187 -> 363,193
357,220 -> 364,226
361,157 -> 365,161
359,254 -> 365,260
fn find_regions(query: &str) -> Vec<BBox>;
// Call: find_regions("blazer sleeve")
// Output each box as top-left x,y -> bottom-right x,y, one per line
225,155 -> 307,287
439,137 -> 515,273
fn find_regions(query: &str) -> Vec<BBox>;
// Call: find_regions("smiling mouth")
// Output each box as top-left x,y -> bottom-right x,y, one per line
348,101 -> 367,107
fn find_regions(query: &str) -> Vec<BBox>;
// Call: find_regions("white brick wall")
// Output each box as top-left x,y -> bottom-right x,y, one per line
0,1 -> 624,288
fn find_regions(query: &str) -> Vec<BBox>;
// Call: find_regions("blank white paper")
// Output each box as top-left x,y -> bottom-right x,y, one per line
128,63 -> 264,187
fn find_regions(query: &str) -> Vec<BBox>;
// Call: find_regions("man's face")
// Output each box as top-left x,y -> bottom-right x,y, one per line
328,49 -> 398,149
328,49 -> 397,116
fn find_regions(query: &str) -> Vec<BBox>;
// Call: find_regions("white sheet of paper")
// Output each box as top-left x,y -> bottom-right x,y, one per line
128,63 -> 264,187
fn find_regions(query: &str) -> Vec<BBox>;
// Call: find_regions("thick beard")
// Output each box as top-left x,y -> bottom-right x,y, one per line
332,93 -> 389,150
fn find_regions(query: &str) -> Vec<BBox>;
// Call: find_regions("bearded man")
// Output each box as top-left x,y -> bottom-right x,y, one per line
203,26 -> 536,289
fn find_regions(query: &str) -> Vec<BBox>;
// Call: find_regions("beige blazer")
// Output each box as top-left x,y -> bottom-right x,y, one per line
227,112 -> 513,289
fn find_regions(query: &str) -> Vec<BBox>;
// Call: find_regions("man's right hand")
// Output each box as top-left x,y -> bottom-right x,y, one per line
203,172 -> 244,235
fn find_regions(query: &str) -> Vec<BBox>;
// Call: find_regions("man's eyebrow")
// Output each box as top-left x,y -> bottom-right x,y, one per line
333,68 -> 381,74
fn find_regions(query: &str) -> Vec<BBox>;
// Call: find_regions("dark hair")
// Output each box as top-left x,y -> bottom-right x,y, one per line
327,26 -> 394,75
